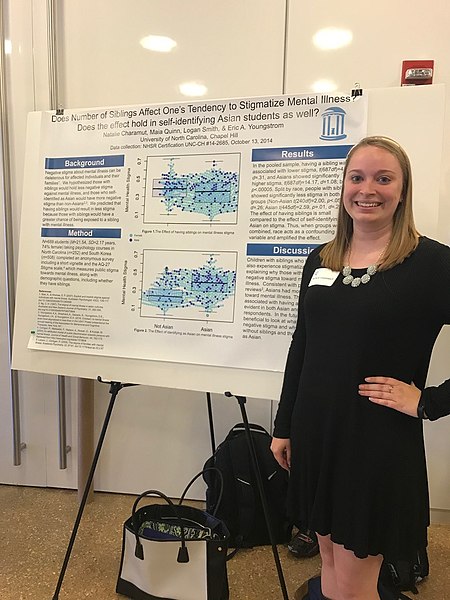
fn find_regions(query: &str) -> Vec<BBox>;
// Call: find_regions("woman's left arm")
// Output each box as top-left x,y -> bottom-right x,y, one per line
359,239 -> 450,420
358,376 -> 450,420
358,377 -> 422,417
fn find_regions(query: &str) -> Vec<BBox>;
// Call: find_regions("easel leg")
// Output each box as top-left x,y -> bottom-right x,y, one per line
52,379 -> 135,599
206,391 -> 216,454
225,392 -> 290,600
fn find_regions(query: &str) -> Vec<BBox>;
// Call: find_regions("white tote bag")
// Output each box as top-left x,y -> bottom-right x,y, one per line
116,478 -> 229,600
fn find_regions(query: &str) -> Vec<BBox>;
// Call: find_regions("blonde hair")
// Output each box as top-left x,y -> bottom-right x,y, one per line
320,136 -> 419,271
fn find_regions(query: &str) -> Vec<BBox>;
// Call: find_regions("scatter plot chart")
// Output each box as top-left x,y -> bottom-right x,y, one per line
144,154 -> 240,224
141,250 -> 237,321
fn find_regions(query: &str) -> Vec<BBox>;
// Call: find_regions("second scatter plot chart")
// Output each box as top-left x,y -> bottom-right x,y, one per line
141,250 -> 237,321
144,154 -> 240,224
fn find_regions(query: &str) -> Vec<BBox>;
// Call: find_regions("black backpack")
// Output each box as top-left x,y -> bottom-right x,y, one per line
379,548 -> 429,596
203,423 -> 292,550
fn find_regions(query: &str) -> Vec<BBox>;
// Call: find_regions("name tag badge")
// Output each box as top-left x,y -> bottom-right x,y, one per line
308,268 -> 340,287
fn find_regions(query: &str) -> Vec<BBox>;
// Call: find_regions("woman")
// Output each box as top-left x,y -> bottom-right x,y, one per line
271,136 -> 450,600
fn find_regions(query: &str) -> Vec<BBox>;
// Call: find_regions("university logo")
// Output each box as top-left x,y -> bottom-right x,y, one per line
319,106 -> 347,141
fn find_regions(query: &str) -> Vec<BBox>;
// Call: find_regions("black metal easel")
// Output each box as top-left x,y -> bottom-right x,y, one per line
219,391 -> 289,600
206,391 -> 216,454
53,383 -> 288,599
52,377 -> 137,600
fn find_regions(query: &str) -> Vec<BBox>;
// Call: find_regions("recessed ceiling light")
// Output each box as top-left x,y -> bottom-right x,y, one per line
140,35 -> 177,53
313,27 -> 353,50
312,79 -> 338,93
179,81 -> 208,97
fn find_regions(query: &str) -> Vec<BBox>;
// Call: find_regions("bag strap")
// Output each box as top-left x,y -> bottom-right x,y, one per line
226,423 -> 269,440
224,438 -> 257,560
229,435 -> 256,539
178,467 -> 224,516
131,490 -> 189,563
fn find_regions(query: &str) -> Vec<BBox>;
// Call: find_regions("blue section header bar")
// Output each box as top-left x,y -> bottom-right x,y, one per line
45,155 -> 125,169
247,243 -> 319,257
41,228 -> 122,238
252,145 -> 353,162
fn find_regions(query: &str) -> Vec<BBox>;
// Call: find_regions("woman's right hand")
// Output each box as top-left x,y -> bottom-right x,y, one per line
270,437 -> 291,471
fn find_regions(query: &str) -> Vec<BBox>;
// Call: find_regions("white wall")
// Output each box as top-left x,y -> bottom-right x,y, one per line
0,0 -> 449,513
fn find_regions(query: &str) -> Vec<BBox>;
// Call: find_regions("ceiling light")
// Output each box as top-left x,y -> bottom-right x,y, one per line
313,27 -> 353,50
140,35 -> 177,53
179,82 -> 208,97
312,79 -> 338,93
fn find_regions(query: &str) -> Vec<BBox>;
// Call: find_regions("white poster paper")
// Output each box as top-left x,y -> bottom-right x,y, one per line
25,92 -> 367,371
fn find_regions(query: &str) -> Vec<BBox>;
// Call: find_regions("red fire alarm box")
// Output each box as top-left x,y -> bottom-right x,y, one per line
401,60 -> 434,86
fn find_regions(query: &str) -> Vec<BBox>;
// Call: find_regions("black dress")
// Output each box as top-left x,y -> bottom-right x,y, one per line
273,237 -> 450,561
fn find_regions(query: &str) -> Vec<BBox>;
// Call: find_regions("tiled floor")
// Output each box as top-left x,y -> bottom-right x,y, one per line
0,485 -> 448,599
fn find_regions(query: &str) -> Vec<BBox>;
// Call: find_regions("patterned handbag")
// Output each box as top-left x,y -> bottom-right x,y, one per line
117,470 -> 229,600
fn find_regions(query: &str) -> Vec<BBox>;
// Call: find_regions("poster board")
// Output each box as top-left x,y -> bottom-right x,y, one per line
11,85 -> 445,400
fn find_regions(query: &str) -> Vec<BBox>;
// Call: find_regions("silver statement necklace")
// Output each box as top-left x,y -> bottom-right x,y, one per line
342,244 -> 388,288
